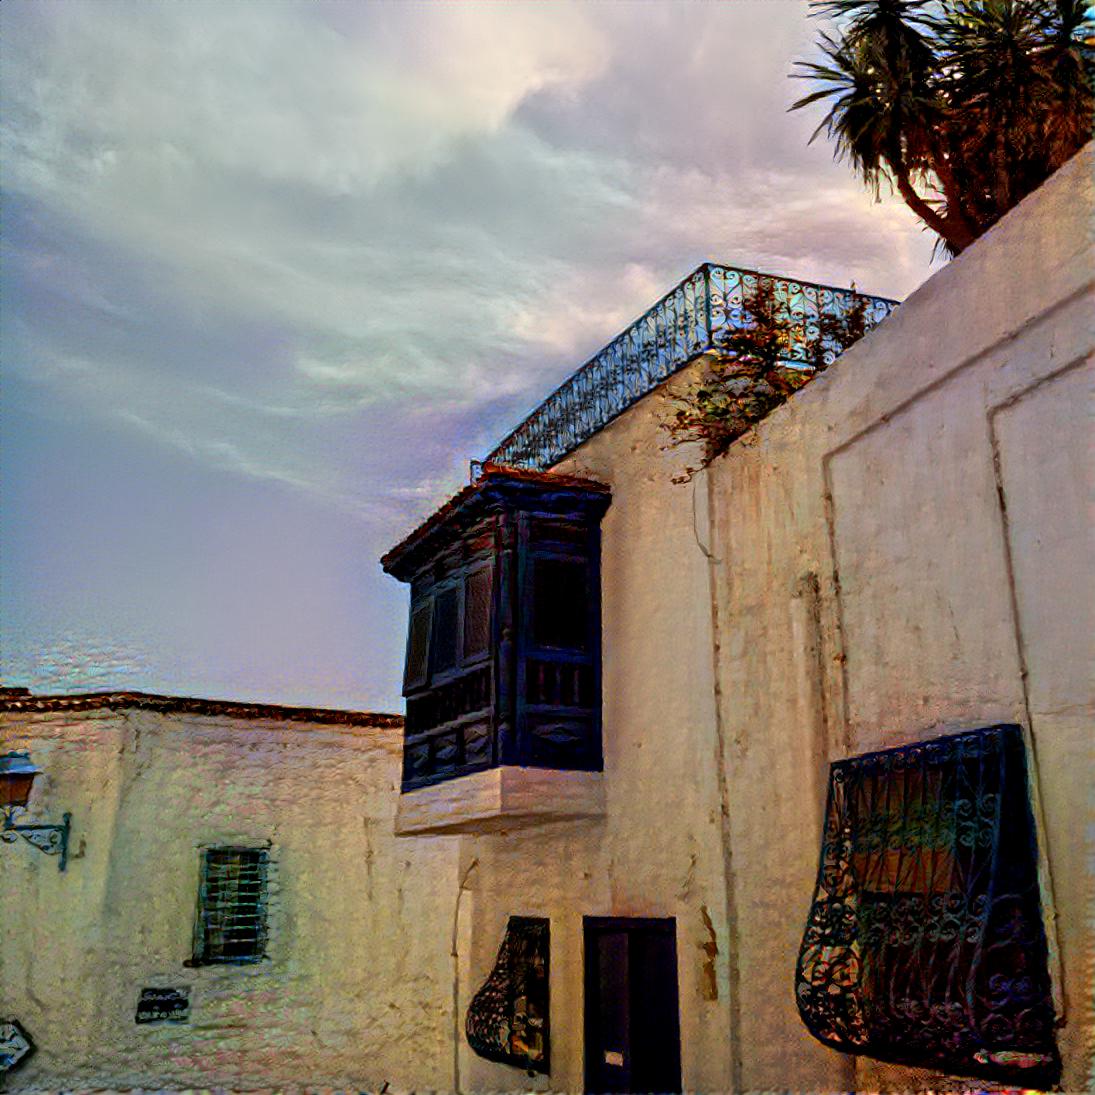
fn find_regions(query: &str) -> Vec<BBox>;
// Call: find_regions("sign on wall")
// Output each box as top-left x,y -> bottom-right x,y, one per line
135,987 -> 191,1024
0,1019 -> 35,1072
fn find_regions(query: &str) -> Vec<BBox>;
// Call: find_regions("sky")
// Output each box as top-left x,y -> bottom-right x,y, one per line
0,0 -> 940,713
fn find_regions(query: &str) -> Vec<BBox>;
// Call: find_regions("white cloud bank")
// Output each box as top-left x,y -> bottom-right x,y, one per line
0,0 -> 944,705
2,0 -> 938,524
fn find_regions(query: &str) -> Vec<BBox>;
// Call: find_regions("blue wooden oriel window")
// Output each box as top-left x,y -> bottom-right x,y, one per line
382,469 -> 611,790
190,847 -> 269,966
795,725 -> 1059,1087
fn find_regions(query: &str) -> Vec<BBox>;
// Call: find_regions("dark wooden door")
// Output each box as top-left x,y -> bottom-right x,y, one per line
583,917 -> 682,1093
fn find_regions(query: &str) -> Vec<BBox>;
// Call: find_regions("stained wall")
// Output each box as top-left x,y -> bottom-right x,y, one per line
3,144 -> 1090,1094
459,144 -> 1093,1093
701,143 -> 1093,1092
455,422 -> 735,1092
0,703 -> 459,1091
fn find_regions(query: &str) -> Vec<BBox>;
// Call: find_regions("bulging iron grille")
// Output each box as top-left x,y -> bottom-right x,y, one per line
795,725 -> 1059,1087
466,916 -> 550,1073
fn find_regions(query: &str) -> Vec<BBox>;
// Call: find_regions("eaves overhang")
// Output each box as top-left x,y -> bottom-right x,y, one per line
381,465 -> 610,583
0,689 -> 401,729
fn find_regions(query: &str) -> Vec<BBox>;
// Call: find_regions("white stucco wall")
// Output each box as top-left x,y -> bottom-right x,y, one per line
1,703 -> 459,1091
701,143 -> 1093,1093
460,145 -> 1093,1093
455,429 -> 735,1093
3,147 -> 1089,1095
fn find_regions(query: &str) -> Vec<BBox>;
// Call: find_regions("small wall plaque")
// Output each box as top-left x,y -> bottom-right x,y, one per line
0,1019 -> 35,1072
135,987 -> 190,1024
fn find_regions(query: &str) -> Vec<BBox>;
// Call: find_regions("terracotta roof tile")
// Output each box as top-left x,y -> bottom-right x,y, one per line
381,464 -> 608,574
0,689 -> 401,728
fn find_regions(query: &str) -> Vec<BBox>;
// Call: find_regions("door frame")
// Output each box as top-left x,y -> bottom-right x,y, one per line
582,915 -> 682,1094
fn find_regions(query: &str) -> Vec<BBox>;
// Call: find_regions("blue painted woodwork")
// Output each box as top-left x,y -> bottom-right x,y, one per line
381,468 -> 611,791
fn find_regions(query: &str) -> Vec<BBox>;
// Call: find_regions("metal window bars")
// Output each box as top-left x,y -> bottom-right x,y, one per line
191,847 -> 269,965
465,916 -> 550,1074
795,725 -> 1059,1087
481,263 -> 898,473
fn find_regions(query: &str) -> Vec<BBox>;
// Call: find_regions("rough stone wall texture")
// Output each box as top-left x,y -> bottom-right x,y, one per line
460,146 -> 1093,1092
3,147 -> 1090,1095
455,417 -> 735,1093
701,143 -> 1093,1094
0,707 -> 459,1091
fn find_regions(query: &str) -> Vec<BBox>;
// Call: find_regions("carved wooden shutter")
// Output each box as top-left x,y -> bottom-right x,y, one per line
404,598 -> 432,691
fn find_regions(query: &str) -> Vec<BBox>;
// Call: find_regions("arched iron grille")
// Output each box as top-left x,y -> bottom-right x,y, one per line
466,916 -> 550,1074
795,725 -> 1059,1087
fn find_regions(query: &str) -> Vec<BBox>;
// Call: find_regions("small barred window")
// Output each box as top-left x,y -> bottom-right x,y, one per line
795,725 -> 1058,1087
191,847 -> 268,965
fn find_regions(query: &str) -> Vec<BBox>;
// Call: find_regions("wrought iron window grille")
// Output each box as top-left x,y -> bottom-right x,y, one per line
188,847 -> 269,967
795,725 -> 1059,1088
480,262 -> 898,474
466,916 -> 550,1074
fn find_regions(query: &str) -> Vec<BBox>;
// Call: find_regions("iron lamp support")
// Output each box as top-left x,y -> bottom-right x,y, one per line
2,807 -> 71,871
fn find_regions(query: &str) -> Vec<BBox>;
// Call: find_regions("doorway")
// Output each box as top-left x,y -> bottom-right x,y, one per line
583,916 -> 682,1093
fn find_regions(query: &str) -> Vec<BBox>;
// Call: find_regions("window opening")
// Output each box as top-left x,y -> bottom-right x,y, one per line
431,586 -> 460,676
405,599 -> 432,690
463,568 -> 492,661
532,557 -> 587,649
191,847 -> 268,965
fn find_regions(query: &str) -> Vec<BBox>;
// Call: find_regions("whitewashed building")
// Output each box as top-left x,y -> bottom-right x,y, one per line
2,145 -> 1091,1093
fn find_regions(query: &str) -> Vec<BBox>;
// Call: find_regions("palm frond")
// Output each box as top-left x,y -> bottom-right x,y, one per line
790,0 -> 1093,253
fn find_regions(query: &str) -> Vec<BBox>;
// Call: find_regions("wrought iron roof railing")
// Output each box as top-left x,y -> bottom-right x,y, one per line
482,262 -> 899,472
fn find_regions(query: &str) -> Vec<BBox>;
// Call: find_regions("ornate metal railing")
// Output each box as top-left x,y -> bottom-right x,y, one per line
482,262 -> 899,471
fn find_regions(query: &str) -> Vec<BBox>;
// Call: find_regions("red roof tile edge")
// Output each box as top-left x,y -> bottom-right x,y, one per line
0,689 -> 402,727
381,464 -> 609,572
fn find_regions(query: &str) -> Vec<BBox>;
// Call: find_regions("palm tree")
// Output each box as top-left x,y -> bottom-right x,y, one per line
792,0 -> 1094,254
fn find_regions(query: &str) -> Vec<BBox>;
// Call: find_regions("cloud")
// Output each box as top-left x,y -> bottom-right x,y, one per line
1,0 -> 937,538
22,632 -> 152,695
1,0 -> 949,707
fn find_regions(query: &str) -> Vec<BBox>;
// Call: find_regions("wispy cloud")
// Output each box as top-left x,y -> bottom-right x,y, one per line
0,0 -> 939,704
1,0 -> 934,517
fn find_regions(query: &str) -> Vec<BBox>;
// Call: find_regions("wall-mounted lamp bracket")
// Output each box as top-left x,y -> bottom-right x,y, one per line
2,808 -> 71,871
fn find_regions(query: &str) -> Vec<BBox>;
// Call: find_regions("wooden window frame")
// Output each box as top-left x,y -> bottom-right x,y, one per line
404,595 -> 434,692
406,562 -> 495,693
